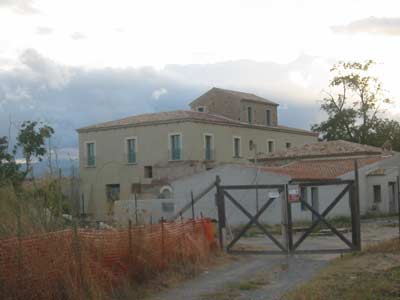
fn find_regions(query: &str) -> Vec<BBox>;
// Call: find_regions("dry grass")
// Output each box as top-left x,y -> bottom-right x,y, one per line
286,239 -> 400,300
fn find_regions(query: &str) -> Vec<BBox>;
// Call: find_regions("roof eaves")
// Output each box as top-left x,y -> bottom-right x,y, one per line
77,117 -> 318,136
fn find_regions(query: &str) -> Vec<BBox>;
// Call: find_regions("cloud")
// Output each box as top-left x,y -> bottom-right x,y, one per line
70,32 -> 87,40
36,26 -> 53,35
19,48 -> 72,89
0,0 -> 39,14
152,88 -> 168,99
332,17 -> 400,36
0,50 -> 330,150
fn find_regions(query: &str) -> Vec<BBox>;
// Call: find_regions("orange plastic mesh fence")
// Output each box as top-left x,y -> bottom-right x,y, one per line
0,218 -> 217,300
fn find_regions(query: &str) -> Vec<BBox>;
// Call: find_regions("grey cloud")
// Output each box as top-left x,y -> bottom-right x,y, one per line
36,27 -> 53,35
0,50 -> 325,150
0,0 -> 39,14
70,32 -> 87,40
332,17 -> 400,36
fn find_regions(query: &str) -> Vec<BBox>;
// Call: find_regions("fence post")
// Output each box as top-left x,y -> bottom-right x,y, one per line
72,220 -> 83,294
191,191 -> 195,232
161,217 -> 165,265
134,193 -> 138,226
16,204 -> 22,298
397,175 -> 400,240
215,175 -> 225,250
285,185 -> 293,253
128,219 -> 133,277
353,160 -> 361,250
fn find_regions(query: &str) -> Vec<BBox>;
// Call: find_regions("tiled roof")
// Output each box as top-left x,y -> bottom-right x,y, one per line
258,140 -> 385,161
190,87 -> 279,106
77,110 -> 316,136
260,156 -> 385,180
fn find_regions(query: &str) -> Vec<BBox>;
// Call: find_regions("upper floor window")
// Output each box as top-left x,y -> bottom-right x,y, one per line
86,142 -> 95,167
169,133 -> 182,161
233,136 -> 241,158
196,106 -> 206,112
267,140 -> 275,153
126,137 -> 137,164
265,109 -> 272,126
247,107 -> 253,124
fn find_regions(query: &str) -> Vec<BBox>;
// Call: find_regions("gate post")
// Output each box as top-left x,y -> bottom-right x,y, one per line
281,185 -> 291,254
286,185 -> 294,252
215,176 -> 226,250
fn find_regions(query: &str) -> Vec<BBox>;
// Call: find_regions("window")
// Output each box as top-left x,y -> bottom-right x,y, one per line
86,142 -> 95,167
106,184 -> 120,202
373,185 -> 382,203
265,109 -> 272,126
249,140 -> 254,151
233,136 -> 241,158
204,134 -> 214,161
106,184 -> 120,215
144,166 -> 153,178
162,202 -> 175,213
247,107 -> 253,123
169,133 -> 182,160
267,140 -> 274,153
300,187 -> 308,211
126,137 -> 137,163
197,106 -> 206,112
286,142 -> 291,149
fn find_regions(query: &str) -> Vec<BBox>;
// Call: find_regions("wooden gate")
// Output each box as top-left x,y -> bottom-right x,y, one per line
216,177 -> 361,255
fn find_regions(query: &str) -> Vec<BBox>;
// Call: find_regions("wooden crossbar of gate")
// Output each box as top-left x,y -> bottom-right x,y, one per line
215,175 -> 361,255
288,179 -> 361,254
216,183 -> 288,254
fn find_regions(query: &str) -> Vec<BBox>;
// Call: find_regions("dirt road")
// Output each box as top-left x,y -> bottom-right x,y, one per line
150,220 -> 399,300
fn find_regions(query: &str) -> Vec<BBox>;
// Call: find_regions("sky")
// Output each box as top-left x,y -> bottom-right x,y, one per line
1,0 -> 400,159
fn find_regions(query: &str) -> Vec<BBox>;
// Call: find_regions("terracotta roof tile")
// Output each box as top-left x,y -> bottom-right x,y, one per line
260,156 -> 385,180
258,140 -> 385,161
77,110 -> 316,136
190,87 -> 279,106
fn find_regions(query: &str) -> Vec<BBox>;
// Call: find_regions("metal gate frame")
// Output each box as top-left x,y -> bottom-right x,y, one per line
215,176 -> 362,255
288,179 -> 361,254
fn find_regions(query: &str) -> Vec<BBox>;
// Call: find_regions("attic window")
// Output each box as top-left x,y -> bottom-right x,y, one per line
197,106 -> 206,112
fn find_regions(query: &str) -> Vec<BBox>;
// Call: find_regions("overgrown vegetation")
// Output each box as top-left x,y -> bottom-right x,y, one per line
286,239 -> 400,300
312,60 -> 400,150
0,120 -> 72,239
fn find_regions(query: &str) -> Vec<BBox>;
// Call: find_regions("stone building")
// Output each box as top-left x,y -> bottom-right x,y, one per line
77,87 -> 317,220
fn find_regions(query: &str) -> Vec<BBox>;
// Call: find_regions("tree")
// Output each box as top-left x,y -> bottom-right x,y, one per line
312,60 -> 394,147
0,136 -> 23,186
17,121 -> 54,176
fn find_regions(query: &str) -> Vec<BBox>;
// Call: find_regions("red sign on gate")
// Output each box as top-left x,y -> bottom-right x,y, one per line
288,185 -> 300,202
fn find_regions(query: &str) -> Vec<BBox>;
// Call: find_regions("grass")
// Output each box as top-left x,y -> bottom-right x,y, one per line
200,272 -> 269,300
286,239 -> 400,300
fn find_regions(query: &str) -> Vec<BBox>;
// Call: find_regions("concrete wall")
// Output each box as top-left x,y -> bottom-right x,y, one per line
109,155 -> 400,226
170,165 -> 353,227
339,154 -> 400,215
79,121 -> 317,220
114,198 -> 177,226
